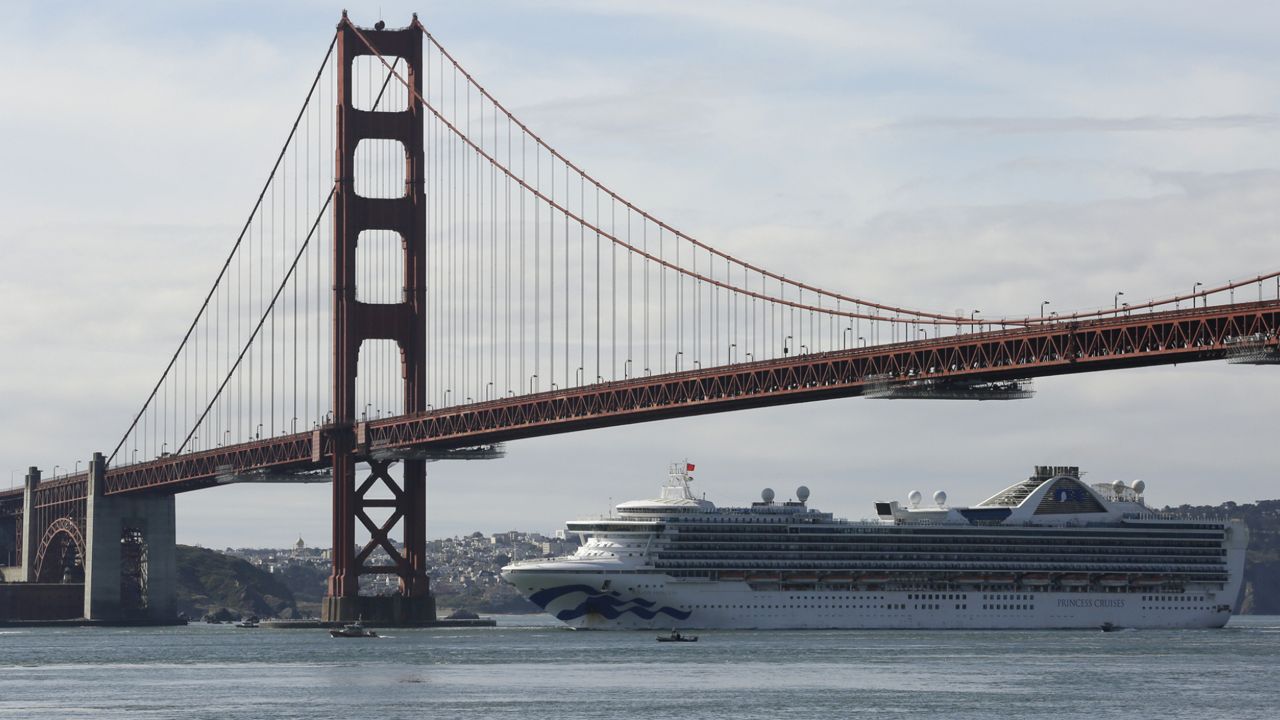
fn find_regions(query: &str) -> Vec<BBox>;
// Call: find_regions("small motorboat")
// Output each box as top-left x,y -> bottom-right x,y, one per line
235,617 -> 260,629
657,630 -> 697,643
330,622 -> 379,638
1100,622 -> 1118,633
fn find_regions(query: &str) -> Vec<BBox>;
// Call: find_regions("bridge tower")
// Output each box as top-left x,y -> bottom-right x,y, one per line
323,14 -> 434,624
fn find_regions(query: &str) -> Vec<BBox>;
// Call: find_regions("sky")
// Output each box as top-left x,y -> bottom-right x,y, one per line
1,1 -> 1277,549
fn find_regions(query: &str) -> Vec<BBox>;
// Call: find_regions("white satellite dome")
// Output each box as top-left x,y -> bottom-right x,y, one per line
908,490 -> 923,508
1112,479 -> 1126,494
796,486 -> 811,503
933,490 -> 947,507
1132,479 -> 1146,494
761,487 -> 775,503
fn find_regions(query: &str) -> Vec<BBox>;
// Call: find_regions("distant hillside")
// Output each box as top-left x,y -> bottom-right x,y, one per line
176,545 -> 301,620
1164,499 -> 1280,614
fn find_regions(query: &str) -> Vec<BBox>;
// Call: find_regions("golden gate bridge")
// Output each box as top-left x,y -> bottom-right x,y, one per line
1,13 -> 1277,624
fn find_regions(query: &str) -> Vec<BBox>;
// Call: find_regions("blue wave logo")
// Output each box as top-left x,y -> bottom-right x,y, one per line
528,584 -> 691,621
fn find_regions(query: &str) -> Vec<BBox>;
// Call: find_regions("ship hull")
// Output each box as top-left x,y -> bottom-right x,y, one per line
504,570 -> 1238,630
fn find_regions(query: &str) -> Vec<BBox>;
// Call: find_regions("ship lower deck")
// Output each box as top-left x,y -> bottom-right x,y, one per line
507,571 -> 1236,630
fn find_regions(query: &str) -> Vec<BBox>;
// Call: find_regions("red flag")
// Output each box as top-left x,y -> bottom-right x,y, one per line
686,463 -> 696,472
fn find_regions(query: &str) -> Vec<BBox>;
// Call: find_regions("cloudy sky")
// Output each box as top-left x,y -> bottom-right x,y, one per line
1,1 -> 1277,549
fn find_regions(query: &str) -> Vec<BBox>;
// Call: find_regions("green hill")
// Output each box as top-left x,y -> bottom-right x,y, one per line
175,545 -> 301,620
1165,499 -> 1280,614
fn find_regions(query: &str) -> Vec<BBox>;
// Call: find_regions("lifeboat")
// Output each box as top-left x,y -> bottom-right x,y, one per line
719,571 -> 747,581
747,572 -> 780,582
951,575 -> 985,585
1020,574 -> 1052,587
821,574 -> 856,584
859,574 -> 891,585
784,572 -> 820,583
985,574 -> 1016,585
1059,574 -> 1089,587
1132,575 -> 1166,587
1098,574 -> 1129,588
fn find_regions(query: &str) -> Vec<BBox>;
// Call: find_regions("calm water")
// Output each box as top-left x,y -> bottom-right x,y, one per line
1,615 -> 1278,719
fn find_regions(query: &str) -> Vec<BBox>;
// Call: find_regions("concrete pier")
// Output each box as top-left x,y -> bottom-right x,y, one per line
321,594 -> 437,626
83,453 -> 177,622
19,467 -> 39,581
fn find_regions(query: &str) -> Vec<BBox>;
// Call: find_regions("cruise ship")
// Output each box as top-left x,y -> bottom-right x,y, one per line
501,464 -> 1247,630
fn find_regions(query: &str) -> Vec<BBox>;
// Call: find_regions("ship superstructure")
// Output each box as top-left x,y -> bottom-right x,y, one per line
501,464 -> 1247,629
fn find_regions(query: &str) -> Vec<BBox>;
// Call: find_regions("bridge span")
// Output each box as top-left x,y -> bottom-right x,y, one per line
1,13 -> 1275,624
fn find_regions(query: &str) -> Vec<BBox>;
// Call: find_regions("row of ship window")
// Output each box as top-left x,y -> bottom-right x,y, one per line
668,528 -> 1224,540
691,604 -> 908,610
669,537 -> 1221,548
660,548 -> 1218,561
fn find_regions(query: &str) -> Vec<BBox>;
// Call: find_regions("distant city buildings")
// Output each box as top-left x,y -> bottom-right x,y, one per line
222,529 -> 579,611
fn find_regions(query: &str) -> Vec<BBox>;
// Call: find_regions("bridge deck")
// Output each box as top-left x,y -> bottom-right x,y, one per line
0,299 -> 1259,500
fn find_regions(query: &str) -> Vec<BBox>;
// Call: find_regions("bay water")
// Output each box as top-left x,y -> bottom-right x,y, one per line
2,614 -> 1277,719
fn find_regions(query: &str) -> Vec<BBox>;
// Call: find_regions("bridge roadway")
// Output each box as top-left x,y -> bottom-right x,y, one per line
2,298 -> 1275,505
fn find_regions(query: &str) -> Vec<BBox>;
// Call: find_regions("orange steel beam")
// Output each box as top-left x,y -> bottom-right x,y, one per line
79,299 -> 1278,497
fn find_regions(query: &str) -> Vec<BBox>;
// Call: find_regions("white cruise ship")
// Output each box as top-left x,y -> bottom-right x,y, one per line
501,464 -> 1247,630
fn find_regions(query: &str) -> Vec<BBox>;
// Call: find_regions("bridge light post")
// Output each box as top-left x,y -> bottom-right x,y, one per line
917,329 -> 927,340
842,327 -> 852,349
675,352 -> 683,370
744,353 -> 753,363
256,423 -> 263,440
574,368 -> 583,386
784,335 -> 793,355
528,375 -> 537,394
1114,291 -> 1124,310
53,465 -> 61,478
858,336 -> 866,348
623,360 -> 632,379
1193,282 -> 1203,308
1041,300 -> 1050,319
800,344 -> 809,354
729,343 -> 736,362
75,460 -> 81,474
970,310 -> 981,335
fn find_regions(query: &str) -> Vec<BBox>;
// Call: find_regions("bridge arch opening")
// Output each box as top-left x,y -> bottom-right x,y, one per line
356,229 -> 405,304
356,338 -> 405,420
34,518 -> 84,584
353,139 -> 408,199
352,55 -> 409,112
